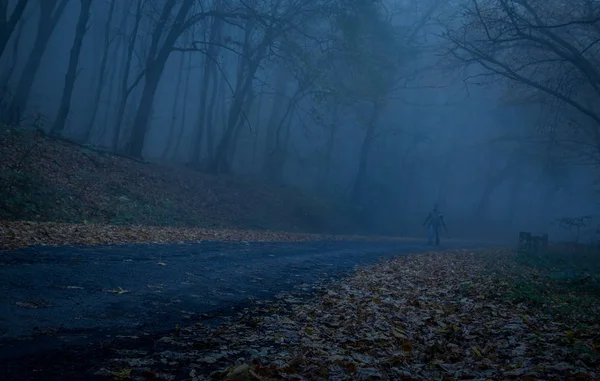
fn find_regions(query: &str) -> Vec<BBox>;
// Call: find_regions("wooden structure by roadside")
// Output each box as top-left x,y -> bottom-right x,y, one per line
519,231 -> 548,255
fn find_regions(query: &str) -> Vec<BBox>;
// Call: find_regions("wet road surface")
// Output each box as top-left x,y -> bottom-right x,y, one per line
0,239 -> 491,379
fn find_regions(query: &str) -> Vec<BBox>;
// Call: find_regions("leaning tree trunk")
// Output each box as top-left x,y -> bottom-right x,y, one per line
0,15 -> 26,116
127,66 -> 163,157
7,0 -> 68,125
0,6 -> 27,85
112,0 -> 143,150
209,22 -> 271,174
127,0 -> 194,158
473,159 -> 515,220
51,0 -> 92,136
0,0 -> 29,60
162,52 -> 186,158
82,0 -> 116,142
352,100 -> 380,203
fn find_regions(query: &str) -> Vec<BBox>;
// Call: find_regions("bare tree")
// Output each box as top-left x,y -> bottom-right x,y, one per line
112,0 -> 144,150
208,0 -> 329,174
0,13 -> 27,114
6,0 -> 68,124
191,5 -> 224,166
163,47 -> 193,160
209,13 -> 270,173
171,52 -> 193,160
162,51 -> 186,158
331,2 -> 405,203
0,0 -> 29,60
51,0 -> 93,136
82,0 -> 117,142
442,0 -> 600,165
126,0 -> 198,157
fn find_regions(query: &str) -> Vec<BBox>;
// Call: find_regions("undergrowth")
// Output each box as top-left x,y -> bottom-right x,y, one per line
0,125 -> 362,234
506,247 -> 600,321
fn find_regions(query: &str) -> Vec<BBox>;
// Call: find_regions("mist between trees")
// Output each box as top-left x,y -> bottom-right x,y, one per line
1,0 -> 599,240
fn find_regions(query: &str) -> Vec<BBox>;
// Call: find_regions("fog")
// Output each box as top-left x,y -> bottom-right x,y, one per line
2,0 -> 599,241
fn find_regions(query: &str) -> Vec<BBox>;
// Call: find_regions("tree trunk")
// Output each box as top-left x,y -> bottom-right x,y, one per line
112,0 -> 143,151
227,87 -> 256,168
209,18 -> 271,174
262,68 -> 287,178
127,0 -> 194,158
192,13 -> 223,165
318,104 -> 339,190
250,86 -> 265,172
82,0 -> 116,142
267,104 -> 295,184
51,0 -> 92,136
167,52 -> 192,160
473,159 -> 515,220
162,52 -> 186,158
0,0 -> 29,60
126,67 -> 162,156
98,63 -> 117,143
0,14 -> 26,114
7,0 -> 68,125
263,87 -> 301,183
352,100 -> 380,203
205,66 -> 223,161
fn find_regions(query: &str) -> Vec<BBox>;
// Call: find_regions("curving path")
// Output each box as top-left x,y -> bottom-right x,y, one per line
0,239 -> 493,379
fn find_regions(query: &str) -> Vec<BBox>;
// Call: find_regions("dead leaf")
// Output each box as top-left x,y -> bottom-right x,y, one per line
225,364 -> 250,381
16,300 -> 48,308
103,286 -> 129,294
112,368 -> 132,380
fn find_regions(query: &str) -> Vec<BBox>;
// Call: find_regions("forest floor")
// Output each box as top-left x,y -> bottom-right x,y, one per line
4,245 -> 598,380
0,124 -> 363,250
91,247 -> 599,381
71,247 -> 599,380
2,126 -> 598,380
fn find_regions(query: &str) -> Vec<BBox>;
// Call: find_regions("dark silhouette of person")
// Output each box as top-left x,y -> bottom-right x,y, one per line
423,203 -> 447,245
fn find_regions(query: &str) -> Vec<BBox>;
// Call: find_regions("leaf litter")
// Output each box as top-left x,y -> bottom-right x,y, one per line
94,248 -> 599,380
0,220 -> 424,251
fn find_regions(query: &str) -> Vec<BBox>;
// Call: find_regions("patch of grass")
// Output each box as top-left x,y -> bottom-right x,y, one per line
505,275 -> 600,320
516,248 -> 599,274
0,170 -> 76,222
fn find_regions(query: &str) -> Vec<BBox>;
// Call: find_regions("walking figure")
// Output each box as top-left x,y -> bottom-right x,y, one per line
423,203 -> 447,245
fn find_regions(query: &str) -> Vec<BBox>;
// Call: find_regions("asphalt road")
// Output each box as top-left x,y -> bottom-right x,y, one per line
0,239 -> 491,379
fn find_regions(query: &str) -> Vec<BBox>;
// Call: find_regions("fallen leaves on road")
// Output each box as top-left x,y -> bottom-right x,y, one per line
16,300 -> 49,309
0,220 -> 427,251
95,249 -> 599,380
103,287 -> 129,295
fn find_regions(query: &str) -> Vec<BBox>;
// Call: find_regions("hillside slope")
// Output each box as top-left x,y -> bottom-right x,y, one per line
0,125 -> 360,235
